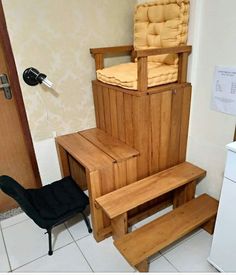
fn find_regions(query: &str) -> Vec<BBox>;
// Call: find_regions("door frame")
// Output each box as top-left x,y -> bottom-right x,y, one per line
0,1 -> 41,187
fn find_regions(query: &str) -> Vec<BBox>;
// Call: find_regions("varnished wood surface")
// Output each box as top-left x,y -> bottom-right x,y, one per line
90,45 -> 133,55
114,194 -> 218,267
135,45 -> 192,58
79,128 -> 139,162
96,162 -> 206,219
56,133 -> 114,172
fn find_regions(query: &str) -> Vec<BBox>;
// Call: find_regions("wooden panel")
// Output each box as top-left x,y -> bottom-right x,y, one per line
102,87 -> 112,134
94,53 -> 104,70
92,82 -> 100,128
56,133 -> 114,172
114,194 -> 218,267
137,56 -> 148,92
116,91 -> 126,142
68,155 -> 87,190
159,91 -> 172,171
173,180 -> 196,208
56,143 -> 70,177
97,85 -> 105,130
126,157 -> 138,184
168,89 -> 183,167
124,93 -> 134,147
179,86 -> 192,162
114,162 -> 127,190
133,95 -> 150,179
150,93 -> 162,174
96,162 -> 206,219
109,88 -> 119,138
79,128 -> 139,162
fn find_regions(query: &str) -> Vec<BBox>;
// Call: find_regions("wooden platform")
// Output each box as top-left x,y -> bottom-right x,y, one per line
96,162 -> 205,219
56,129 -> 139,241
114,194 -> 218,272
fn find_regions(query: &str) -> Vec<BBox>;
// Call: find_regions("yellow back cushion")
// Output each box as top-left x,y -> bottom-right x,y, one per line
134,0 -> 190,65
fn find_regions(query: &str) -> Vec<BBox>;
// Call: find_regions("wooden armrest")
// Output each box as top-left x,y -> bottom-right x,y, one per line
90,45 -> 133,55
135,45 -> 192,58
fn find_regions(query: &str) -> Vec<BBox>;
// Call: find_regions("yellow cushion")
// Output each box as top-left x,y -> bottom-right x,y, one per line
97,62 -> 178,90
134,0 -> 189,65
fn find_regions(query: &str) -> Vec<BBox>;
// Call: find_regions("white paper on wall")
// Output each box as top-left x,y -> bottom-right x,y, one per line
212,66 -> 236,116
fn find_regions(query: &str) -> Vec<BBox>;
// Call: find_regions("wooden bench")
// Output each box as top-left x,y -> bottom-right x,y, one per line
96,162 -> 206,239
114,194 -> 218,272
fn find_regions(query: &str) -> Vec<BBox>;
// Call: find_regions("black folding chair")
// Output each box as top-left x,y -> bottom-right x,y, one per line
0,175 -> 92,255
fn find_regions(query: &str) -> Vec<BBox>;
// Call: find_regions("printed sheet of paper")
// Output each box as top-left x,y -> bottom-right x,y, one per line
212,66 -> 236,116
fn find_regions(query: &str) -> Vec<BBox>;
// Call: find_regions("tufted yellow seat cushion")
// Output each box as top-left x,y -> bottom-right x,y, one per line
97,62 -> 178,90
96,0 -> 189,90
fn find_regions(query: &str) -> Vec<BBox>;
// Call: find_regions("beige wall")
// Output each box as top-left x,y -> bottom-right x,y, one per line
3,0 -> 136,141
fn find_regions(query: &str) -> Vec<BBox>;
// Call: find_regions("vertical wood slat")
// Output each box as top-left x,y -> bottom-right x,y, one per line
97,85 -> 105,130
159,91 -> 172,171
168,89 -> 183,167
124,93 -> 134,147
109,88 -> 119,138
92,82 -> 100,128
111,213 -> 128,240
178,52 -> 188,83
69,156 -> 87,190
179,86 -> 192,162
102,87 -> 112,134
114,162 -> 127,189
56,143 -> 70,177
94,53 -> 104,70
133,95 -> 150,180
137,56 -> 148,92
126,157 -> 138,184
116,91 -> 126,142
150,93 -> 161,174
173,180 -> 196,208
87,169 -> 105,241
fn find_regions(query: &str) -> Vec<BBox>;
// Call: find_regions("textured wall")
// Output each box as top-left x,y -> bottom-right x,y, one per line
3,0 -> 136,141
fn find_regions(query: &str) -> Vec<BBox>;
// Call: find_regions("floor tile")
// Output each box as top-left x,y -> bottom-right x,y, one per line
149,254 -> 178,273
77,235 -> 135,272
65,208 -> 92,241
0,230 -> 10,272
14,242 -> 92,272
2,219 -> 73,270
1,212 -> 28,229
163,230 -> 218,272
134,206 -> 173,228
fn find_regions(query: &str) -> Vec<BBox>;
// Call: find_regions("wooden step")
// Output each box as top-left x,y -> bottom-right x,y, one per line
96,162 -> 206,219
79,128 -> 139,162
114,194 -> 218,272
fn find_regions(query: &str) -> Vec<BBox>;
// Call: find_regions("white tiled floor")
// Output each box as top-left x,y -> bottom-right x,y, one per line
0,210 -> 218,273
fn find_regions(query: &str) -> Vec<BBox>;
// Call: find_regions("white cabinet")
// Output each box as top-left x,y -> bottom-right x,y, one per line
208,142 -> 236,272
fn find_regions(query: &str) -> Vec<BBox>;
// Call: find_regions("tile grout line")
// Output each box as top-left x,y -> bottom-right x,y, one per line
12,239 -> 75,272
162,253 -> 180,273
0,225 -> 12,272
64,222 -> 94,273
1,217 -> 29,230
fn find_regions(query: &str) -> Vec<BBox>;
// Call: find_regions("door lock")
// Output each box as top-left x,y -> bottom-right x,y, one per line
0,74 -> 12,100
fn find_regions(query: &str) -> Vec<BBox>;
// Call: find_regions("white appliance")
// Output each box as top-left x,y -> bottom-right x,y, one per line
208,142 -> 236,272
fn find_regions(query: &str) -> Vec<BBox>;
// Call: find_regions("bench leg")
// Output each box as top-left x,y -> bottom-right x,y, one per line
135,259 -> 149,272
173,180 -> 196,208
111,213 -> 128,240
202,217 -> 216,235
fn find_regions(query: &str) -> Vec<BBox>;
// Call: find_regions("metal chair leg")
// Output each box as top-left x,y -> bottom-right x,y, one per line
81,211 -> 92,233
47,228 -> 53,256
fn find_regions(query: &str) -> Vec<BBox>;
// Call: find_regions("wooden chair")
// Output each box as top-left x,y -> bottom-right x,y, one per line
90,0 -> 191,93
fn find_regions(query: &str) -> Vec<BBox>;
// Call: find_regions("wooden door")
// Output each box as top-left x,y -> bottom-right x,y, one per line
0,2 -> 41,212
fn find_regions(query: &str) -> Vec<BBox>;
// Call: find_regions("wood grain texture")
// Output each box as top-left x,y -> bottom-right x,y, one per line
96,162 -> 206,219
111,213 -> 128,240
173,180 -> 196,208
90,45 -> 133,55
56,133 -> 114,172
109,88 -> 119,138
102,87 -> 112,134
56,143 -> 70,177
114,194 -> 218,268
137,56 -> 148,92
97,84 -> 105,130
94,53 -> 104,70
69,155 -> 87,190
79,128 -> 139,162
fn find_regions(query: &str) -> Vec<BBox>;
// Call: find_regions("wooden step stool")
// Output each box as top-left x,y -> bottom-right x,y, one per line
114,194 -> 218,272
